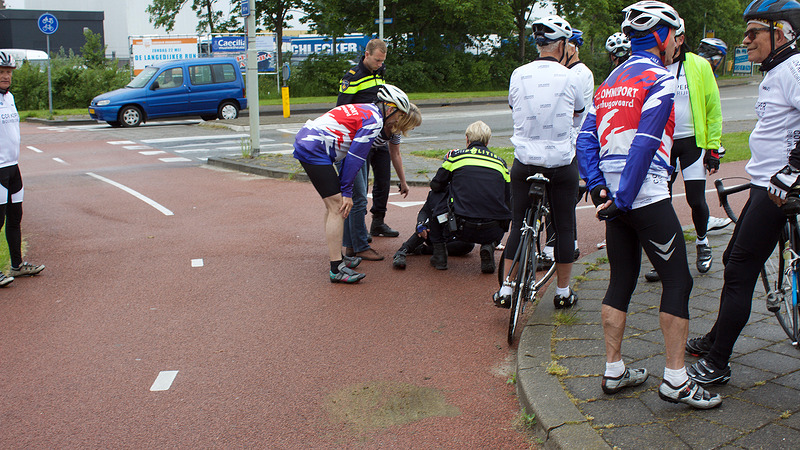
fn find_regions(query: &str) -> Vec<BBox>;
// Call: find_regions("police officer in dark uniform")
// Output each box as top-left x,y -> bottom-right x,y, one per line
424,121 -> 511,273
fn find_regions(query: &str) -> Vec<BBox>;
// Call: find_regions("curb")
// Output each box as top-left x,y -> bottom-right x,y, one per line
516,250 -> 611,449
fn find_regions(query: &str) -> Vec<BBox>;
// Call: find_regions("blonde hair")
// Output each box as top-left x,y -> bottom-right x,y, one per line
390,103 -> 422,136
366,38 -> 388,55
465,120 -> 491,145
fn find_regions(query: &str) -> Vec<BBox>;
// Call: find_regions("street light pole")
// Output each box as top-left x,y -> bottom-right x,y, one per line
245,0 -> 260,156
379,0 -> 384,39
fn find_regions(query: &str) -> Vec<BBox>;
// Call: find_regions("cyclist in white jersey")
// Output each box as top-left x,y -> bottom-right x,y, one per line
494,14 -> 585,311
685,0 -> 800,387
0,51 -> 45,286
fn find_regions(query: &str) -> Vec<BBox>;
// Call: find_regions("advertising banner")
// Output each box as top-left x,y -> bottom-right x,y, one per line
131,37 -> 199,75
733,46 -> 752,75
213,35 -> 276,73
212,36 -> 247,53
288,35 -> 371,57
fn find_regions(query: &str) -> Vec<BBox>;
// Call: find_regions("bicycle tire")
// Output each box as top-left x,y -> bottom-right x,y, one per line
509,227 -> 535,344
772,222 -> 800,347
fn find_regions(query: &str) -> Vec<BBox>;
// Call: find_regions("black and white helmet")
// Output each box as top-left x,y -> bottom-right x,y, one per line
605,32 -> 631,56
0,51 -> 16,69
698,38 -> 728,56
532,15 -> 573,43
622,1 -> 682,36
376,84 -> 410,113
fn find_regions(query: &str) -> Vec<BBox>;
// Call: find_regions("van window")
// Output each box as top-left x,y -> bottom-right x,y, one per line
155,68 -> 183,89
189,63 -> 236,85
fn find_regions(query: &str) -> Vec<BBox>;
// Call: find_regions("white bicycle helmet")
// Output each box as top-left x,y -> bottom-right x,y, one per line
532,15 -> 573,42
622,1 -> 682,36
698,38 -> 728,56
605,32 -> 631,56
677,18 -> 686,36
376,84 -> 410,114
0,51 -> 16,68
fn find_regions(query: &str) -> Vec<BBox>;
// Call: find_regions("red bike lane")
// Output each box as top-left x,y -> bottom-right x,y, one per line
1,123 -> 536,447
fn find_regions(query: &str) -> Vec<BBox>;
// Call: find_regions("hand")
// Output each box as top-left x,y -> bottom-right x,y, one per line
768,189 -> 787,207
704,149 -> 720,174
596,201 -> 622,221
339,196 -> 353,218
590,185 -> 610,207
398,181 -> 409,198
417,229 -> 429,239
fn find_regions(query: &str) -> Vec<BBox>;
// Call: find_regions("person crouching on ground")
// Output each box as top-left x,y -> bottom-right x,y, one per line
292,84 -> 421,283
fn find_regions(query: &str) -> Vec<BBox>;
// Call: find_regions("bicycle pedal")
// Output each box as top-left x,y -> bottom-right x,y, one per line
766,294 -> 781,313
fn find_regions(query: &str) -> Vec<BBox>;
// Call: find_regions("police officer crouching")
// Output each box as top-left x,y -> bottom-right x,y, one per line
422,121 -> 512,272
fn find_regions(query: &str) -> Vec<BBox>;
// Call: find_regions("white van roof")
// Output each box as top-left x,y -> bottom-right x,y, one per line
0,49 -> 49,67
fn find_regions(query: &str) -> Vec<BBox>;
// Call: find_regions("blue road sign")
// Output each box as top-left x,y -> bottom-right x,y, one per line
240,0 -> 250,17
38,13 -> 58,35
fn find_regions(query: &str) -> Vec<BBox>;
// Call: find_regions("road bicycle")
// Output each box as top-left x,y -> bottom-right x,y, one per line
715,177 -> 800,349
498,174 -> 557,344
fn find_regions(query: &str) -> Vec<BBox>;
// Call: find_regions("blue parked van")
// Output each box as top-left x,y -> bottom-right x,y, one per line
89,57 -> 247,127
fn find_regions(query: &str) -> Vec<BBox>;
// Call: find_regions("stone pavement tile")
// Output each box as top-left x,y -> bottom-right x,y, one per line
738,381 -> 800,412
687,315 -> 718,336
665,415 -> 742,449
765,341 -> 800,356
626,310 -> 661,332
688,293 -> 722,314
634,329 -> 667,345
743,319 -> 794,342
699,397 -> 777,432
580,396 -> 655,427
728,335 -> 773,357
734,349 -> 800,375
769,368 -> 800,389
779,410 -> 800,430
562,376 -> 603,402
554,338 -> 605,357
558,355 -> 605,377
572,297 -> 603,312
620,336 -> 665,361
572,278 -> 610,291
731,423 -> 800,449
599,422 -> 688,449
725,361 -> 781,390
555,322 -> 603,340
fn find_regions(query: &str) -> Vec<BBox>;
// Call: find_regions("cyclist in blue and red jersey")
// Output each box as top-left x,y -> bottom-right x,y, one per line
577,1 -> 721,409
293,85 -> 421,283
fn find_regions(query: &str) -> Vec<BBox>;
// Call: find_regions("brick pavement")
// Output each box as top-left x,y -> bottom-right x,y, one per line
516,227 -> 800,449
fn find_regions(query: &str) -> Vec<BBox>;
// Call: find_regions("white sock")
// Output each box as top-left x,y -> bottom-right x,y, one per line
544,246 -> 554,259
556,285 -> 571,298
663,367 -> 688,386
696,237 -> 709,246
605,359 -> 625,378
499,285 -> 513,296
574,240 -> 579,249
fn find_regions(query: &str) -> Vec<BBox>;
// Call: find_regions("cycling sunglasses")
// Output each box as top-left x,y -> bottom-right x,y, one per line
743,27 -> 771,41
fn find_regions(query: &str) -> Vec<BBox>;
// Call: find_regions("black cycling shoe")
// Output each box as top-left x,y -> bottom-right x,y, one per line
686,335 -> 713,357
696,243 -> 713,273
493,291 -> 511,309
687,358 -> 731,386
644,268 -> 660,282
554,288 -> 577,309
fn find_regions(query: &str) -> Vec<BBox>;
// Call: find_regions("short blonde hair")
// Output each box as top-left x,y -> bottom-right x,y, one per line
465,120 -> 491,145
391,103 -> 422,136
366,38 -> 387,55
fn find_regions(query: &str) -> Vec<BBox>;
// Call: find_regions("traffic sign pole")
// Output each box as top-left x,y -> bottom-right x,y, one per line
38,13 -> 58,116
47,35 -> 52,116
244,0 -> 259,156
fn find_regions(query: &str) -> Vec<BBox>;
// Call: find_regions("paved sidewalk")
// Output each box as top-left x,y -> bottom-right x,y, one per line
517,227 -> 800,449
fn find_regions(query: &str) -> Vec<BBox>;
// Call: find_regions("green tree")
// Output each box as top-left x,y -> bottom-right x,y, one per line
80,29 -> 107,68
254,0 -> 303,82
508,1 -> 541,62
146,0 -> 229,34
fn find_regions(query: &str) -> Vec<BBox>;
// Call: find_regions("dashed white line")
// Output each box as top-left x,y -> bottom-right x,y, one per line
150,370 -> 179,391
108,140 -> 137,145
27,146 -> 43,153
139,150 -> 166,156
123,145 -> 153,150
159,157 -> 192,163
86,172 -> 174,216
140,134 -> 251,144
191,259 -> 204,267
52,157 -> 69,165
389,201 -> 426,208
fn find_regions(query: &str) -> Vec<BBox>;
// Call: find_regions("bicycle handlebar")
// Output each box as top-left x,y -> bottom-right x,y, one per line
714,178 -> 751,224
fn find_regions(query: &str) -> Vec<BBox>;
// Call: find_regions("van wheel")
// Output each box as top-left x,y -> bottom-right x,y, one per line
119,106 -> 143,127
218,101 -> 239,120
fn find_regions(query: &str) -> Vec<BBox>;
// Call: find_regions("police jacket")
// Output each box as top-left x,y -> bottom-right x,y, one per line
430,142 -> 512,221
336,56 -> 386,106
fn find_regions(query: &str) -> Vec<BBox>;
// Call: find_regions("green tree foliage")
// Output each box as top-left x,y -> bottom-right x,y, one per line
287,53 -> 354,96
254,0 -> 303,82
146,0 -> 231,34
80,29 -> 108,69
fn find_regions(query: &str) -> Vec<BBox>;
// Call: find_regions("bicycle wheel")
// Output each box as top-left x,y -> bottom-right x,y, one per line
508,228 -> 535,344
772,223 -> 800,347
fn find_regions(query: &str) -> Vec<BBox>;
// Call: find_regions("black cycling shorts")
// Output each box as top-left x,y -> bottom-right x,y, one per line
300,162 -> 340,199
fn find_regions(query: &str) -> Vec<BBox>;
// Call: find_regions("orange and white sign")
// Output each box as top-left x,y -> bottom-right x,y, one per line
130,37 -> 198,75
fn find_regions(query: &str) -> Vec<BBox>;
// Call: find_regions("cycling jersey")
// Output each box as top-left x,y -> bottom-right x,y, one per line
509,57 -> 586,168
746,52 -> 800,188
568,61 -> 595,148
0,91 -> 20,168
293,103 -> 383,198
667,52 -> 722,148
577,51 -> 676,212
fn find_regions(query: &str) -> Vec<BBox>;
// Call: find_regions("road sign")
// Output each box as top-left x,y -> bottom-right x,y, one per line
240,0 -> 250,17
374,18 -> 394,24
38,13 -> 58,35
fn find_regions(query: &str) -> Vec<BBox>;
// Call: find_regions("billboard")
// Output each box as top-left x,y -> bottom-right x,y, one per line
130,37 -> 198,75
212,35 -> 276,73
733,46 -> 752,75
287,35 -> 371,57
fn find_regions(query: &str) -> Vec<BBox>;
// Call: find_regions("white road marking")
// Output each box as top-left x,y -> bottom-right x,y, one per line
27,146 -> 43,153
86,172 -> 174,216
139,150 -> 166,156
107,140 -> 137,145
140,134 -> 252,144
52,157 -> 69,165
389,201 -> 426,208
191,259 -> 204,267
150,370 -> 179,391
159,157 -> 192,163
123,145 -> 153,150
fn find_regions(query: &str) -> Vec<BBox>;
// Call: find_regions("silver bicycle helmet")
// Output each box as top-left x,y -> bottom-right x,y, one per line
0,51 -> 16,68
376,84 -> 410,114
622,1 -> 682,36
532,15 -> 573,43
698,38 -> 728,56
605,32 -> 631,56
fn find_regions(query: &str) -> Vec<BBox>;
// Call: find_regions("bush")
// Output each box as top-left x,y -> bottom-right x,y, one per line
287,53 -> 355,97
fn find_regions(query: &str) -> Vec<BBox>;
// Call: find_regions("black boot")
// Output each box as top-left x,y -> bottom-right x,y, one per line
370,216 -> 400,237
393,248 -> 408,270
480,244 -> 496,274
430,242 -> 448,270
